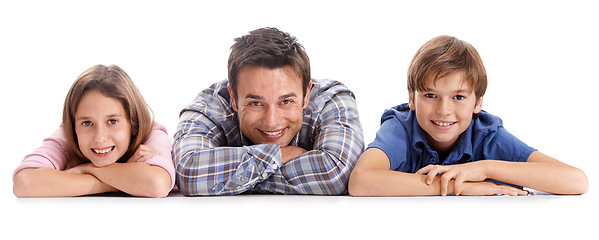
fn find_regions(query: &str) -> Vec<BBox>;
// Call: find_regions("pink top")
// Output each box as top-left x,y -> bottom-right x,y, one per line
13,122 -> 176,190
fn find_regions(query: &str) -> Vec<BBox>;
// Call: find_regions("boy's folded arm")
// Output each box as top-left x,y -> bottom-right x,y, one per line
481,151 -> 588,195
349,148 -> 453,196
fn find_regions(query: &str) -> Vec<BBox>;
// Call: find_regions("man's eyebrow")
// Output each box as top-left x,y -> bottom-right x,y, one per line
279,93 -> 298,99
244,94 -> 263,100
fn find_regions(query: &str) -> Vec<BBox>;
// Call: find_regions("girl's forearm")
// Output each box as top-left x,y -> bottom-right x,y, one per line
86,162 -> 171,198
13,168 -> 116,197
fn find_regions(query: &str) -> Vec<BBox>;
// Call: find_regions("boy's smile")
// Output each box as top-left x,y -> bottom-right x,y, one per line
409,71 -> 483,153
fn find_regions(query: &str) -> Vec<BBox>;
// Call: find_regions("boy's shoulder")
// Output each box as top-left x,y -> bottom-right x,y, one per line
473,109 -> 504,134
381,103 -> 412,124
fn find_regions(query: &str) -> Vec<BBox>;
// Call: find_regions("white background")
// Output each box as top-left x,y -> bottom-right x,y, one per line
0,1 -> 596,239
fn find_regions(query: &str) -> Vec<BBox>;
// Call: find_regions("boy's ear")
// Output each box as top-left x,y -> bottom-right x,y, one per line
473,96 -> 484,114
408,92 -> 416,110
227,84 -> 238,111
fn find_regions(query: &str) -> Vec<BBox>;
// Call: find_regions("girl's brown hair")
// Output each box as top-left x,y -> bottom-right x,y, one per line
408,35 -> 487,101
62,64 -> 153,167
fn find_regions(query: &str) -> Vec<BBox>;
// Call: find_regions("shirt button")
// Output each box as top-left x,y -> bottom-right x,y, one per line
239,176 -> 245,182
272,164 -> 279,170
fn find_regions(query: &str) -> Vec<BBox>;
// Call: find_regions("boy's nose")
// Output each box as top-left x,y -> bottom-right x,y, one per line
436,99 -> 453,115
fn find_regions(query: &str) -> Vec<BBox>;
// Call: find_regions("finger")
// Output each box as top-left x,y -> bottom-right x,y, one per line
440,172 -> 456,196
426,166 -> 446,186
453,174 -> 467,196
416,165 -> 434,175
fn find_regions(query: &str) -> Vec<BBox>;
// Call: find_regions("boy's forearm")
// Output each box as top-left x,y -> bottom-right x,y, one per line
483,159 -> 588,194
350,168 -> 453,196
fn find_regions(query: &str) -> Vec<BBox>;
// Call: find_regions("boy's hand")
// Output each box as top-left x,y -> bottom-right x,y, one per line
128,144 -> 160,163
461,181 -> 528,196
416,161 -> 489,196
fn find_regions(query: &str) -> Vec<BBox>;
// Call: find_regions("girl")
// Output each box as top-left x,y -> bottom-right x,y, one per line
13,64 -> 175,198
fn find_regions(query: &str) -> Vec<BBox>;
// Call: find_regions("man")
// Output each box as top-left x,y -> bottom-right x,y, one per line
173,27 -> 364,196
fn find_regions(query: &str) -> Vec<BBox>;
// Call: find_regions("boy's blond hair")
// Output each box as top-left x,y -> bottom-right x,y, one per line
408,35 -> 487,101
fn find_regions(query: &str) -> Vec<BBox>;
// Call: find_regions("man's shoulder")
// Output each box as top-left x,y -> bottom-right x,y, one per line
306,79 -> 356,112
180,80 -> 235,120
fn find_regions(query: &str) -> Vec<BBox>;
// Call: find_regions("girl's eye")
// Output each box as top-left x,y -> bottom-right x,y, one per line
424,93 -> 436,98
454,95 -> 465,100
82,121 -> 92,127
107,119 -> 118,125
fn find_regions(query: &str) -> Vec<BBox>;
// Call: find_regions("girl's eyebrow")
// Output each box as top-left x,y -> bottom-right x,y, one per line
76,113 -> 123,121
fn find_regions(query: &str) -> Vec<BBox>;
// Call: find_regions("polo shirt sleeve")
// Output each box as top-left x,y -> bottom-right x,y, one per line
367,115 -> 410,171
482,126 -> 537,163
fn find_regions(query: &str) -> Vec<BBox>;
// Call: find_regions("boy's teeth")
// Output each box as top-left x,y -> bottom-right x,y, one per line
263,129 -> 283,136
434,121 -> 454,127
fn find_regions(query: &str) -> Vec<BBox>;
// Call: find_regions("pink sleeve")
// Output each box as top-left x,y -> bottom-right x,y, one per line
13,129 -> 69,180
143,122 -> 176,190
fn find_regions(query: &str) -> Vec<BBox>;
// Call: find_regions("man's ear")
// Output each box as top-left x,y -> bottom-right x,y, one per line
302,81 -> 313,109
227,84 -> 238,111
473,95 -> 483,114
408,91 -> 416,110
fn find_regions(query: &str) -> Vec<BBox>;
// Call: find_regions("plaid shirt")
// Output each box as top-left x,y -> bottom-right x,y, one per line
173,79 -> 364,196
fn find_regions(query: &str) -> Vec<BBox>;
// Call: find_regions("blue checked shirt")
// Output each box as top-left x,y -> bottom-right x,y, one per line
173,79 -> 364,196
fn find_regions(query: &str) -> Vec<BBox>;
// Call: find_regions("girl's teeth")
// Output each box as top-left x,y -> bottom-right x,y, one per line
93,147 -> 113,154
263,130 -> 283,136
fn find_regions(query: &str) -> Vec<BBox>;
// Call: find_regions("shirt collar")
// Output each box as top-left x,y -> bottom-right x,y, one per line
411,113 -> 475,164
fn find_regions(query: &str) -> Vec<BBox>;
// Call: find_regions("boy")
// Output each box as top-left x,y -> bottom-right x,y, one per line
348,35 -> 588,196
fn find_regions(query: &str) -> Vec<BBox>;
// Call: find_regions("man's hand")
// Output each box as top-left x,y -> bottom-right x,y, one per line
128,144 -> 160,163
417,161 -> 489,196
281,146 -> 308,164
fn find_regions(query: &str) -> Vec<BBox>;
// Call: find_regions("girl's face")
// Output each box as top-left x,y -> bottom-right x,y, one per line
74,90 -> 132,167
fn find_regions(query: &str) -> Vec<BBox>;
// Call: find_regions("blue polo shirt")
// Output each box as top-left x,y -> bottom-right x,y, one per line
368,103 -> 536,173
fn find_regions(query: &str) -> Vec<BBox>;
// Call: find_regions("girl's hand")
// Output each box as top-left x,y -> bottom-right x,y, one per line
65,163 -> 94,174
416,161 -> 489,196
127,144 -> 160,163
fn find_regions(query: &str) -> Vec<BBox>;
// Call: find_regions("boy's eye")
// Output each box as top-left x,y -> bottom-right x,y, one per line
454,95 -> 465,100
82,121 -> 92,127
424,93 -> 436,98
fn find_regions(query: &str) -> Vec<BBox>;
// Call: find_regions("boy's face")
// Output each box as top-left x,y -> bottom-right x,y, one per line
409,71 -> 483,153
228,65 -> 311,147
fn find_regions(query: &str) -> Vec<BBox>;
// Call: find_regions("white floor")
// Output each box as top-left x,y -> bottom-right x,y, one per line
4,190 -> 596,240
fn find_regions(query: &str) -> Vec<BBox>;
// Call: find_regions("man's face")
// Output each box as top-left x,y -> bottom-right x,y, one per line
409,71 -> 483,152
228,65 -> 311,147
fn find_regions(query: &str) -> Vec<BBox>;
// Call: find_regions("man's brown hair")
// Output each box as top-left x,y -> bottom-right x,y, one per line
228,27 -> 311,99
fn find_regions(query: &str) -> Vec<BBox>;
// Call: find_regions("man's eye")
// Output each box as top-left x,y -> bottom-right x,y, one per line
248,102 -> 262,107
82,121 -> 92,127
424,93 -> 436,98
281,99 -> 293,105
